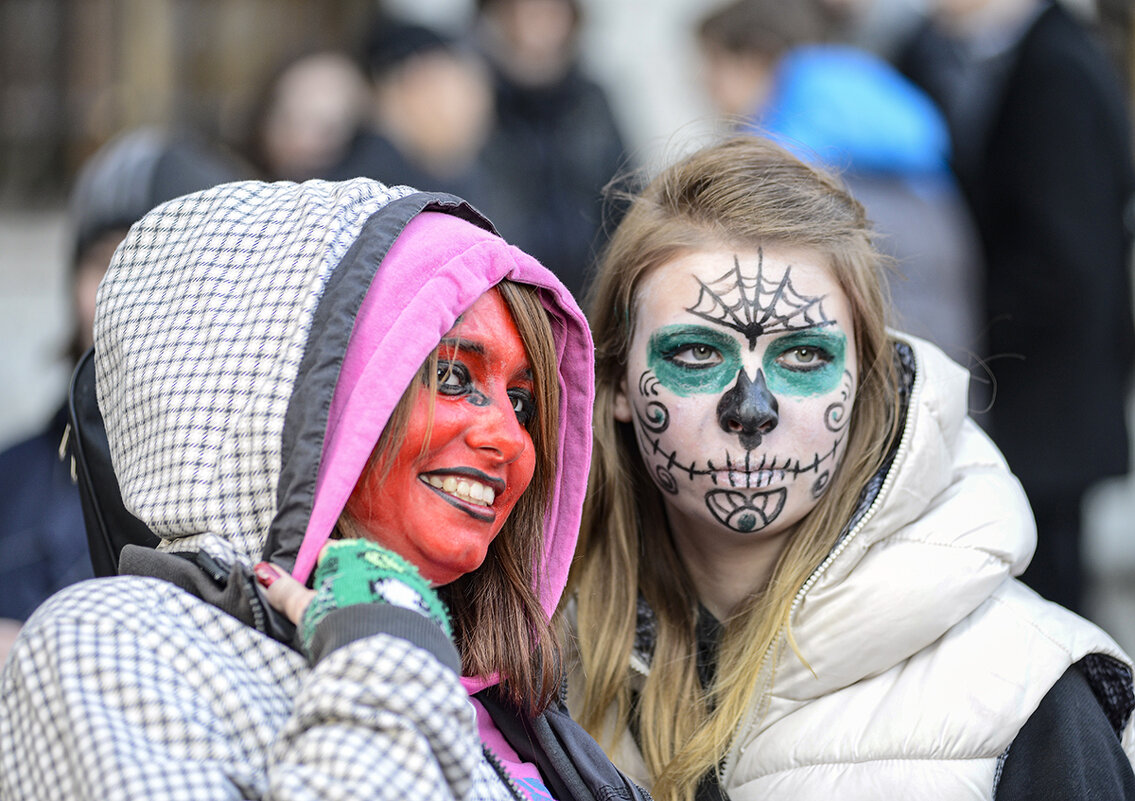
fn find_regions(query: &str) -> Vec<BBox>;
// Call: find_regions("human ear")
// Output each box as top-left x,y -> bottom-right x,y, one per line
613,375 -> 632,423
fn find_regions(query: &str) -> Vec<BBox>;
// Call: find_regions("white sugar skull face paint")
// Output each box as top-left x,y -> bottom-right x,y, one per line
614,247 -> 858,541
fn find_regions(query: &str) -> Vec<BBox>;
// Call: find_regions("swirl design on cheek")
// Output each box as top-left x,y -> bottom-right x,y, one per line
636,370 -> 670,433
654,466 -> 679,495
643,402 -> 670,434
634,370 -> 676,491
705,487 -> 787,532
811,470 -> 831,498
825,402 -> 847,433
639,371 -> 662,397
824,370 -> 855,433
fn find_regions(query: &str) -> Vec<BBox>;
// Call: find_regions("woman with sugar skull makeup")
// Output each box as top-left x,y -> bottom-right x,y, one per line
0,179 -> 650,801
567,136 -> 1135,801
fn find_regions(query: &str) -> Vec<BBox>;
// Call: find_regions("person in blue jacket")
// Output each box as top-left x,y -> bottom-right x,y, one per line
697,0 -> 986,388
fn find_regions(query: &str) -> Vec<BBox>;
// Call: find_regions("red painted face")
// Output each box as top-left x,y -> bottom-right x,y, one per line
344,288 -> 538,586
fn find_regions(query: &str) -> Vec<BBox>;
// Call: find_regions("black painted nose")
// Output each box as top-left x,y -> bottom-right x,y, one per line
717,369 -> 779,450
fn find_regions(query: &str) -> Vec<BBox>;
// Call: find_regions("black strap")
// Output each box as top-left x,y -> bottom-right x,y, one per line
66,347 -> 159,576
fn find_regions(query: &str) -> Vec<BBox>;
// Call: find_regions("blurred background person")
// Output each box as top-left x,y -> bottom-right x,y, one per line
0,126 -> 241,662
897,0 -> 1135,615
472,0 -> 629,298
817,0 -> 931,58
324,18 -> 512,215
325,15 -> 553,294
329,6 -> 626,303
241,49 -> 370,182
697,0 -> 987,382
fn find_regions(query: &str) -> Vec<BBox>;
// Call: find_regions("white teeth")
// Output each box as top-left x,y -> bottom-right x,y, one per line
725,470 -> 786,489
424,475 -> 496,507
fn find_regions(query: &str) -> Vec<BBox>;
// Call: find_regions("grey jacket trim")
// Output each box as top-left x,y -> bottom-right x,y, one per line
265,191 -> 496,572
309,604 -> 461,672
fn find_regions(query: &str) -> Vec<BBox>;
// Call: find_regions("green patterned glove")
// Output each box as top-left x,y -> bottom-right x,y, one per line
300,539 -> 452,655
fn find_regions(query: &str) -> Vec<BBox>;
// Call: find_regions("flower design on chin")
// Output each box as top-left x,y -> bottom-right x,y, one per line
705,487 -> 787,532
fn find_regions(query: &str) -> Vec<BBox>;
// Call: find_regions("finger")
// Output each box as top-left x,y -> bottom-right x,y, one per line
254,562 -> 315,626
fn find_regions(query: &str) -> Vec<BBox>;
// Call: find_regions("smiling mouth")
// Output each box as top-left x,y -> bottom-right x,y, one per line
420,470 -> 503,522
424,474 -> 497,506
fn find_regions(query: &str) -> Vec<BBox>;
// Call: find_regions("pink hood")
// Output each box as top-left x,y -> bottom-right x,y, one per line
296,211 -> 594,630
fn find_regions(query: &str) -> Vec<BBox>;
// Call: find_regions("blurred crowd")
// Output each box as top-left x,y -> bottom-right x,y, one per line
242,0 -> 627,299
2,0 -> 1133,663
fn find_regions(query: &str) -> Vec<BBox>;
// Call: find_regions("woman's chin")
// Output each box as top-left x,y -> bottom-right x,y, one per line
419,548 -> 490,587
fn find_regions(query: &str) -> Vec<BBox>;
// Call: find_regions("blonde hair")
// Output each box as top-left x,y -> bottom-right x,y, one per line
346,279 -> 563,714
571,136 -> 901,800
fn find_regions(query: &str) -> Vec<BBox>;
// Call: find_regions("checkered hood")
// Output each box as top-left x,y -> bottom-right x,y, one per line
94,179 -> 594,615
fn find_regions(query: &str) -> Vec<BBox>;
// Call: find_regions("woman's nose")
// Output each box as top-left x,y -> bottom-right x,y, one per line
466,389 -> 529,462
717,368 -> 779,450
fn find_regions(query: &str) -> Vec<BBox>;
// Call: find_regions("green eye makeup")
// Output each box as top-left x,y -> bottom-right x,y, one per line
762,329 -> 846,396
647,325 -> 846,398
648,325 -> 742,396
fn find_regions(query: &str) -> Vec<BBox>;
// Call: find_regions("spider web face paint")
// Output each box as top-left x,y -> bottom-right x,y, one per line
686,251 -> 834,350
618,248 -> 859,541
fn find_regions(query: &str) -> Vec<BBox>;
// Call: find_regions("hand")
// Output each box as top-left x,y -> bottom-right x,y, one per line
256,539 -> 451,658
254,563 -> 314,626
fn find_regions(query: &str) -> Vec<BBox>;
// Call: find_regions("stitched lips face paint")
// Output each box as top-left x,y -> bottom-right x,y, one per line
615,247 -> 857,539
345,288 -> 537,586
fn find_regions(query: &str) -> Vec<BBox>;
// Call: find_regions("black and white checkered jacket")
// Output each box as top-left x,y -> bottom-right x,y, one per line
0,180 -> 647,801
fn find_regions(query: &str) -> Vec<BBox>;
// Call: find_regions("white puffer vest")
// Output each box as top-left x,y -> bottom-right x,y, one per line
584,335 -> 1135,800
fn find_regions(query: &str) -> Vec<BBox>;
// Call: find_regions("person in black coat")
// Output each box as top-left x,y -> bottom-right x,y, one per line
473,0 -> 629,300
0,127 -> 241,647
897,0 -> 1135,614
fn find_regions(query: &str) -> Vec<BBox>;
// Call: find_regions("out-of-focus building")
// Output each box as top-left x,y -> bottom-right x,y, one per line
0,0 -> 373,206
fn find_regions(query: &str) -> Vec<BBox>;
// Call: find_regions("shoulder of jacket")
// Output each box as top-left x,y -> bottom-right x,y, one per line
727,580 -> 1129,798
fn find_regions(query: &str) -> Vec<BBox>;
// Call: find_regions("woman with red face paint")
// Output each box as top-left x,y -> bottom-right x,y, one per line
567,136 -> 1135,801
0,180 -> 649,801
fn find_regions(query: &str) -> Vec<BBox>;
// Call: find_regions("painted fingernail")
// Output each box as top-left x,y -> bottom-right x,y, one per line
254,562 -> 283,588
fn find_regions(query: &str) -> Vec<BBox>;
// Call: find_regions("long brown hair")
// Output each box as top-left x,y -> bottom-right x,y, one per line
571,135 -> 901,800
344,278 -> 563,714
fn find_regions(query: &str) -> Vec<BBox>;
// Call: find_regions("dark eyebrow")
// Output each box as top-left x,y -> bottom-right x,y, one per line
439,337 -> 485,356
438,339 -> 533,383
